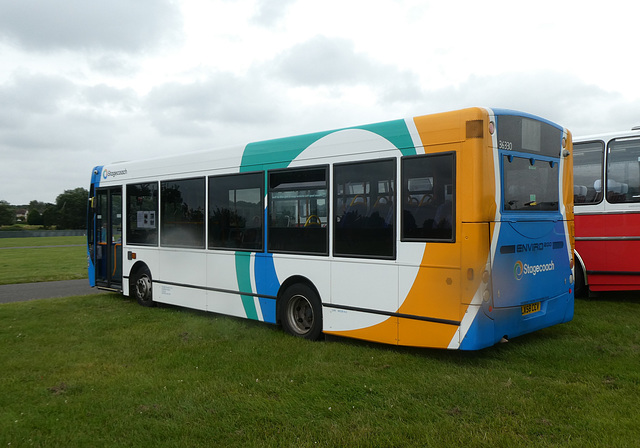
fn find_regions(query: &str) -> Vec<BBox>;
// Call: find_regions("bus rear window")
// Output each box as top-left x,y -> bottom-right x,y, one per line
503,156 -> 559,211
497,115 -> 562,157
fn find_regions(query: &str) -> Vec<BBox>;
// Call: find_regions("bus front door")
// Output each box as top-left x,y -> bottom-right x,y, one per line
94,187 -> 123,291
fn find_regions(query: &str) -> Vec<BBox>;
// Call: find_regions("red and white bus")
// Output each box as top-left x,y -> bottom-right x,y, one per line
573,127 -> 640,294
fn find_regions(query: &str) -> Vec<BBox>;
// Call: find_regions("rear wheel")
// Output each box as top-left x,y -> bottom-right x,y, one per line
131,266 -> 154,307
575,263 -> 587,298
280,284 -> 323,341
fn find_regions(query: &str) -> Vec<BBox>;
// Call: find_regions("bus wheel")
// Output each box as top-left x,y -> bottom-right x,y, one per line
575,264 -> 587,298
132,267 -> 154,307
281,284 -> 323,341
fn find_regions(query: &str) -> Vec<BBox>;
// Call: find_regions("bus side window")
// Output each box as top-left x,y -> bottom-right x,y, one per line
607,137 -> 640,203
208,172 -> 264,251
268,166 -> 328,255
573,141 -> 604,205
401,153 -> 455,242
334,158 -> 396,258
160,177 -> 206,249
126,182 -> 159,246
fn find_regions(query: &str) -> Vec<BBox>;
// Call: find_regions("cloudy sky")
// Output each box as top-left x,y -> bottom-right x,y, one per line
1,0 -> 639,205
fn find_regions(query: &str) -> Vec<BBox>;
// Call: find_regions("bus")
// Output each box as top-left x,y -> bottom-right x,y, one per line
87,107 -> 575,350
573,127 -> 640,294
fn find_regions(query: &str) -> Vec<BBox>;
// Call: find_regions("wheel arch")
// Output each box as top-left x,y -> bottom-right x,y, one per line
573,249 -> 589,298
129,260 -> 152,281
573,249 -> 587,286
276,275 -> 322,325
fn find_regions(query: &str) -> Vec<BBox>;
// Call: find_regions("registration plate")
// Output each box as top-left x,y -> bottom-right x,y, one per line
521,302 -> 541,315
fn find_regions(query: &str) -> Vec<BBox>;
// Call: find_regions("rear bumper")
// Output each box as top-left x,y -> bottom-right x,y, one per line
459,290 -> 574,350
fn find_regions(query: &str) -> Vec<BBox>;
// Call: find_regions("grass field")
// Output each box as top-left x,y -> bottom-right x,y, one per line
1,236 -> 639,446
0,236 -> 86,285
1,292 -> 639,447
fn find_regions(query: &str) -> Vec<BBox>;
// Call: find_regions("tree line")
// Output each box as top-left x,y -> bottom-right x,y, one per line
0,187 -> 89,230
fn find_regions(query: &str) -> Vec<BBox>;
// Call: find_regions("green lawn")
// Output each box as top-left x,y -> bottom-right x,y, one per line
1,293 -> 639,447
1,236 -> 639,446
0,236 -> 86,284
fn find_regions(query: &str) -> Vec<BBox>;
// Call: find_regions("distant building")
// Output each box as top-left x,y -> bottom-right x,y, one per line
15,209 -> 28,223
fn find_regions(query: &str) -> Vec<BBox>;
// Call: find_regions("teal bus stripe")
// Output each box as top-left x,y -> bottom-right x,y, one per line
240,119 -> 416,171
235,252 -> 258,320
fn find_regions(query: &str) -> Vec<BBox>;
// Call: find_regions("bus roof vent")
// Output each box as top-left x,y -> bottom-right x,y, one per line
632,126 -> 640,131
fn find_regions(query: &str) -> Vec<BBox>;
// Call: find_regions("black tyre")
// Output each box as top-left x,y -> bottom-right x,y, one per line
280,284 -> 323,341
575,263 -> 587,298
131,266 -> 154,307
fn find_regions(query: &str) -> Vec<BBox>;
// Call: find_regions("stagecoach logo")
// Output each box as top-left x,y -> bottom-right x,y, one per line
102,168 -> 128,179
514,260 -> 555,280
514,261 -> 524,280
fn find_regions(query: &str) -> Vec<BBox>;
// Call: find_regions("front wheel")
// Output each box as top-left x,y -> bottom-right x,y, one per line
131,266 -> 154,307
280,284 -> 323,341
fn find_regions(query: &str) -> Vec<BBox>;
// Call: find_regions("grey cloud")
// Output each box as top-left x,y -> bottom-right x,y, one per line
81,84 -> 138,112
88,54 -> 142,77
0,110 -> 118,151
0,0 -> 183,53
273,35 -> 387,86
0,73 -> 75,131
271,35 -> 423,105
0,73 -> 138,151
408,71 -> 640,136
144,72 -> 282,137
251,0 -> 296,27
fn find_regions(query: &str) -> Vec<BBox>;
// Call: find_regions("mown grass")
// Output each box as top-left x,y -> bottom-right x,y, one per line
0,236 -> 85,248
0,236 -> 86,284
1,293 -> 639,447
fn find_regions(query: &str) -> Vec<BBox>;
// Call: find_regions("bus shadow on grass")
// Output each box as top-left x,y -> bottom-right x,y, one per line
580,290 -> 640,303
114,292 -> 571,363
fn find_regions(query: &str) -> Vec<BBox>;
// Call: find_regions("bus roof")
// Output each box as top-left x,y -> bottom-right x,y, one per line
93,107 -> 565,183
574,128 -> 640,143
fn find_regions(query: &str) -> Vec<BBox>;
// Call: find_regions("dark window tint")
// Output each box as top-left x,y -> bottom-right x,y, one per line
160,178 -> 205,248
126,182 -> 158,246
402,153 -> 455,241
607,137 -> 640,203
334,159 -> 395,258
268,166 -> 328,254
209,172 -> 263,251
503,156 -> 558,211
573,141 -> 604,204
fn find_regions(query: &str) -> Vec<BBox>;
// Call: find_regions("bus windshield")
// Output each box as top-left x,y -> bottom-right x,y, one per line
503,156 -> 559,211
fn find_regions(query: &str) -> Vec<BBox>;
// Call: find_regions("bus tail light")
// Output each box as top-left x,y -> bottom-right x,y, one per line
481,268 -> 492,303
